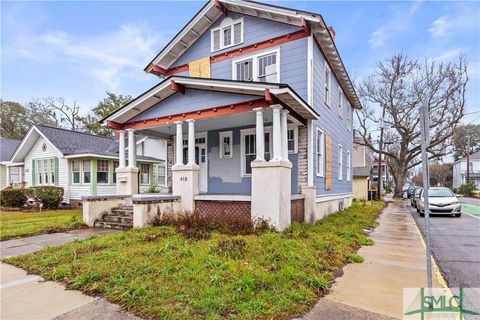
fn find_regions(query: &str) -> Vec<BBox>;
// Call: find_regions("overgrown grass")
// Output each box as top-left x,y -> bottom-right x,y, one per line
0,210 -> 82,240
5,201 -> 385,319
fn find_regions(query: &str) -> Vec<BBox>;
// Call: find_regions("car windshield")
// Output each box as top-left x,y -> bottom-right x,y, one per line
429,189 -> 454,197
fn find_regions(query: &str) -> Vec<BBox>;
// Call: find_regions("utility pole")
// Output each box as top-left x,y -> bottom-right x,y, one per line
466,134 -> 471,184
377,104 -> 386,200
420,100 -> 433,292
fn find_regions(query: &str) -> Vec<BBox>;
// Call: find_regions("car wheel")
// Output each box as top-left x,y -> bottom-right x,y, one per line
420,211 -> 425,217
455,213 -> 461,217
416,207 -> 420,213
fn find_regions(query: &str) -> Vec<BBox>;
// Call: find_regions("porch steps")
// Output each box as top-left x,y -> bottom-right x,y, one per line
94,204 -> 133,230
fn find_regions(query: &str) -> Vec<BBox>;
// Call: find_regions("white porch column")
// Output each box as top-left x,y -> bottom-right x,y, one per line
187,119 -> 196,165
174,121 -> 183,166
281,109 -> 289,162
118,130 -> 126,168
270,104 -> 282,161
127,129 -> 136,168
253,108 -> 265,161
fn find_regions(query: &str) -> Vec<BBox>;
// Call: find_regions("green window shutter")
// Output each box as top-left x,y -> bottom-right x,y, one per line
32,160 -> 36,186
109,160 -> 114,185
54,158 -> 59,186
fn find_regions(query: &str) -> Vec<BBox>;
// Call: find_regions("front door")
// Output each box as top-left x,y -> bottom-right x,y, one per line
182,139 -> 208,193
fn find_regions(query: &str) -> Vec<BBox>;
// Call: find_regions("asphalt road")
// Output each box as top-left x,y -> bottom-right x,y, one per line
409,201 -> 480,288
460,197 -> 480,206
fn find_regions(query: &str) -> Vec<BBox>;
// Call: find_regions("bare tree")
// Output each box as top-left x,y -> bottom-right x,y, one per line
356,53 -> 468,196
26,98 -> 82,131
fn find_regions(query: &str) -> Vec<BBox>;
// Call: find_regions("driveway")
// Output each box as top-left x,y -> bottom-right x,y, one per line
1,228 -> 141,320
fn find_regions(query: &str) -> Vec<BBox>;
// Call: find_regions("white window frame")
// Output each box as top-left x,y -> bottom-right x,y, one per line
316,128 -> 325,177
324,63 -> 331,106
71,160 -> 81,185
35,158 -> 55,186
82,160 -> 91,185
96,159 -> 110,184
338,144 -> 343,181
140,163 -> 150,185
211,17 -> 244,52
240,127 -> 272,177
346,150 -> 351,182
219,131 -> 233,159
287,124 -> 298,154
232,48 -> 280,83
153,161 -> 167,187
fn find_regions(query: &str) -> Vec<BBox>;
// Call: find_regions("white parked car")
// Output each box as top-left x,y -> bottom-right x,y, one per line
418,187 -> 461,217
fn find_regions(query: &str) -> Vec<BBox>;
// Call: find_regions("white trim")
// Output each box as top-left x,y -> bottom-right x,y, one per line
11,126 -> 63,162
219,131 -> 233,159
210,17 -> 244,52
315,192 -> 353,203
71,159 -> 81,185
307,120 -> 313,186
232,48 -> 280,83
240,126 -> 272,177
194,194 -> 251,201
346,150 -> 351,182
307,35 -> 313,106
5,162 -> 23,167
338,144 -> 343,181
316,127 -> 325,177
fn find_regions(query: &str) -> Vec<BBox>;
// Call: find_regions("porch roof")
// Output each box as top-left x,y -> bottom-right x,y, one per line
102,76 -> 319,126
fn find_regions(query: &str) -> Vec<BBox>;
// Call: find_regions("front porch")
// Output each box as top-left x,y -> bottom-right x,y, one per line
90,76 -> 319,230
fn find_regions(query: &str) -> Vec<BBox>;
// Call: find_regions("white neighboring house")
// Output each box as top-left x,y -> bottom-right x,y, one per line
9,125 -> 167,205
0,137 -> 21,189
452,150 -> 480,189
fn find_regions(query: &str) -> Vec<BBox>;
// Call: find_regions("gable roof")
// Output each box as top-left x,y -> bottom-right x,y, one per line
0,137 -> 21,162
144,0 -> 360,108
102,75 -> 319,125
11,125 -> 162,163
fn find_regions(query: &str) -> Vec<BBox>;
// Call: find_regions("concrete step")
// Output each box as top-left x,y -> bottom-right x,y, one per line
101,215 -> 133,224
94,220 -> 132,230
110,209 -> 133,217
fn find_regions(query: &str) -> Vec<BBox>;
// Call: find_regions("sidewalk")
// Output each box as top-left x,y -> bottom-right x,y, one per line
1,228 -> 140,320
296,199 -> 441,320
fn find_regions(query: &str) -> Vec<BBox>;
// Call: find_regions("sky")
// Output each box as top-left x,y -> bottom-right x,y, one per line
1,0 -> 479,125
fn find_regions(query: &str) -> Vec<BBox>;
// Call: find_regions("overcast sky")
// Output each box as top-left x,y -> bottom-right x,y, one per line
1,0 -> 479,124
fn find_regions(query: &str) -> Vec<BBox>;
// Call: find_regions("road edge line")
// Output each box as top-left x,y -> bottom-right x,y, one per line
411,214 -> 460,320
463,212 -> 480,220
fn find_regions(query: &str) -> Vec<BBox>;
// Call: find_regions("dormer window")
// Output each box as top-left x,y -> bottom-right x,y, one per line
211,17 -> 243,52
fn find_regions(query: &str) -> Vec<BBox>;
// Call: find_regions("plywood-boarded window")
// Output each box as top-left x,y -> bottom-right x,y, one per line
188,57 -> 211,78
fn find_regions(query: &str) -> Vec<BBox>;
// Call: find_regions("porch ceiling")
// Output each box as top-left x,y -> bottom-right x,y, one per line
103,76 -> 318,128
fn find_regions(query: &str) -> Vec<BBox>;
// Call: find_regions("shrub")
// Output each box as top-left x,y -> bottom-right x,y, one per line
28,186 -> 64,209
456,182 -> 476,196
144,184 -> 159,194
0,187 -> 28,208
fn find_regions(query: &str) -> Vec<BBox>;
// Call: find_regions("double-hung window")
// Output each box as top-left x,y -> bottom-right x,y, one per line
153,161 -> 166,186
338,145 -> 343,180
316,129 -> 324,177
83,160 -> 91,184
233,50 -> 279,83
72,160 -> 81,184
140,163 -> 150,185
211,17 -> 243,52
241,129 -> 271,176
36,158 -> 55,185
219,131 -> 233,158
346,151 -> 351,182
287,125 -> 298,154
324,64 -> 331,105
97,160 -> 109,184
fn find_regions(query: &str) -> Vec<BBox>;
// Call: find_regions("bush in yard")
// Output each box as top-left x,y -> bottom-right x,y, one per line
0,187 -> 29,208
456,182 -> 476,196
28,186 -> 64,209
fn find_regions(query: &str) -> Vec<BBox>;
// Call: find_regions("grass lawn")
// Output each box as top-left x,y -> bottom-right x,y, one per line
5,201 -> 385,320
0,210 -> 82,241
461,203 -> 480,217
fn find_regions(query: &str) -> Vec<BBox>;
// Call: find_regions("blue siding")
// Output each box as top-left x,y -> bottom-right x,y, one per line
311,42 -> 353,196
207,125 -> 298,195
130,90 -> 258,122
172,12 -> 302,67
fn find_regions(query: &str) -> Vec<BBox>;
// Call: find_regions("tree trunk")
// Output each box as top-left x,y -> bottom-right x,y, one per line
394,169 -> 407,197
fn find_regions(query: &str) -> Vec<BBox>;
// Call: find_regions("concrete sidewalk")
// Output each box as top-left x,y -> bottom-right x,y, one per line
1,228 -> 140,320
296,200 -> 442,320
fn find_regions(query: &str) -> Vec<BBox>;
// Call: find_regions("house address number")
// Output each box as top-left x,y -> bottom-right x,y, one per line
180,176 -> 188,181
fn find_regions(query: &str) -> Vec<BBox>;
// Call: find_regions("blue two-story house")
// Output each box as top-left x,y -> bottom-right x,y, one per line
98,0 -> 361,230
